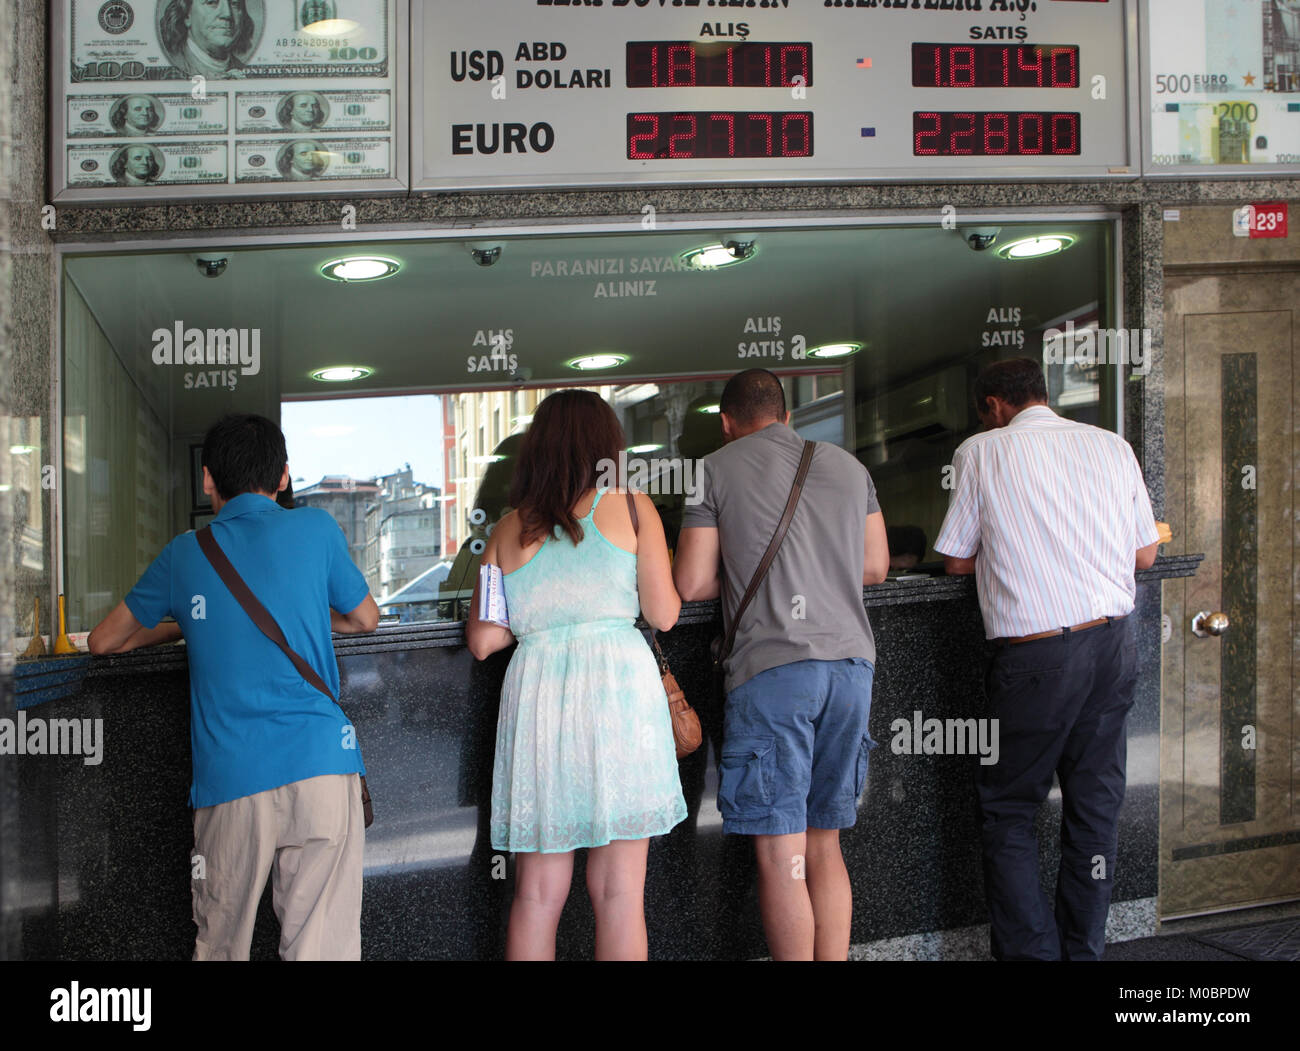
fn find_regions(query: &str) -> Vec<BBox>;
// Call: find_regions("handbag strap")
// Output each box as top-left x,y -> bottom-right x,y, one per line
625,490 -> 670,674
196,525 -> 337,705
717,439 -> 816,664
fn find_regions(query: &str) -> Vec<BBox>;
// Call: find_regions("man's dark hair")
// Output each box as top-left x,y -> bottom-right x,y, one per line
202,414 -> 287,501
972,358 -> 1049,415
720,368 -> 786,428
159,0 -> 256,60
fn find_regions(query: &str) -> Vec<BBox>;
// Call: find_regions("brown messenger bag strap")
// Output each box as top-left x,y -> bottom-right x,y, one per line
717,439 -> 816,665
195,525 -> 337,705
625,489 -> 670,675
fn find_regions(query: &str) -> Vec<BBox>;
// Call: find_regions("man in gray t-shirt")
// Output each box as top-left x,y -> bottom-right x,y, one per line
675,369 -> 889,961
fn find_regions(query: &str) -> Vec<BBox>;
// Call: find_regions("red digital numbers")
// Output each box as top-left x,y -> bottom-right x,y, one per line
913,112 -> 1081,157
627,112 -> 813,160
912,44 -> 1080,89
626,41 -> 812,89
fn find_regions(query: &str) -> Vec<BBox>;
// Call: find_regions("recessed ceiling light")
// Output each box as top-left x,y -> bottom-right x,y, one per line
697,404 -> 721,414
567,353 -> 627,371
311,366 -> 374,382
303,19 -> 361,35
996,235 -> 1076,261
628,444 -> 662,454
808,342 -> 863,359
320,256 -> 401,282
682,241 -> 756,269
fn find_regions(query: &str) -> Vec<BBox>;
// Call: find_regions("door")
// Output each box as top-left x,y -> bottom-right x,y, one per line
1161,270 -> 1300,918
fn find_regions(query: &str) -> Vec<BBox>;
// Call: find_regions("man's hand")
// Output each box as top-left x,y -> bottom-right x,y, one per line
331,595 -> 379,634
673,526 -> 722,602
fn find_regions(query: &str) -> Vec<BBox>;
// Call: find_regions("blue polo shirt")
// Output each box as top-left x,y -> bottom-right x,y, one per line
125,492 -> 371,808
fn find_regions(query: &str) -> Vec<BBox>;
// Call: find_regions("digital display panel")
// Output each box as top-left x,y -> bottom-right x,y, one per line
912,44 -> 1079,89
627,41 -> 812,88
914,112 -> 1081,157
412,0 -> 1137,189
628,111 -> 812,159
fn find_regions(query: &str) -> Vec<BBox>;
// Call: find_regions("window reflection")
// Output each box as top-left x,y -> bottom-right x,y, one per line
58,219 -> 1117,633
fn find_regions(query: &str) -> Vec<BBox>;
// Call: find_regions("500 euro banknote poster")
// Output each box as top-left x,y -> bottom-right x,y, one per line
1148,0 -> 1300,168
57,1 -> 399,195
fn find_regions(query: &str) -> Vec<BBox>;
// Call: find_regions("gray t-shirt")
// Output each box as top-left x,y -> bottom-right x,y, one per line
682,422 -> 880,693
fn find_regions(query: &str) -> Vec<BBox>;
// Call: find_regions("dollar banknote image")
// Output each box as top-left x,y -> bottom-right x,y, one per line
66,140 -> 229,186
70,0 -> 389,82
235,89 -> 390,133
66,92 -> 229,136
235,136 -> 390,181
1148,0 -> 1300,166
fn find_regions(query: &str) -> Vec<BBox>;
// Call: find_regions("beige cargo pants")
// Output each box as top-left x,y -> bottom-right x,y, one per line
191,773 -> 363,960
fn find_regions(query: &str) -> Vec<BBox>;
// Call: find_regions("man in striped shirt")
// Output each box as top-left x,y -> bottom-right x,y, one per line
935,358 -> 1160,962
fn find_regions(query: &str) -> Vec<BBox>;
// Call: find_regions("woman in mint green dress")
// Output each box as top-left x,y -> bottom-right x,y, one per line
467,390 -> 687,960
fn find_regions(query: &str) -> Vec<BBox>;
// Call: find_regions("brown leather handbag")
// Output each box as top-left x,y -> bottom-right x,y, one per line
625,491 -> 703,759
196,526 -> 374,828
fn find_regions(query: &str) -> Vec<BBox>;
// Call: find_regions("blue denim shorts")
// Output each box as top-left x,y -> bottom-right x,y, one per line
718,658 -> 876,836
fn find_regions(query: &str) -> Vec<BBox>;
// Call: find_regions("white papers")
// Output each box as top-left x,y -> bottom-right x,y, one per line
478,563 -> 510,628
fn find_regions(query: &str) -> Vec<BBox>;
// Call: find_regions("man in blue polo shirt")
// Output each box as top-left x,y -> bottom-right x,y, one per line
89,414 -> 379,960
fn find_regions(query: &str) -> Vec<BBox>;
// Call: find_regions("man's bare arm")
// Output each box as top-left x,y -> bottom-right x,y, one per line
332,595 -> 379,634
673,526 -> 722,602
864,511 -> 889,585
944,554 -> 977,576
88,601 -> 150,655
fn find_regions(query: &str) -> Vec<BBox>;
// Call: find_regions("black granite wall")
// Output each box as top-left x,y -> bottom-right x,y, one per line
9,564 -> 1194,961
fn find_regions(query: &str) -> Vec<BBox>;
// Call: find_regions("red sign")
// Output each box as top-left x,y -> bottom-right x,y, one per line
1242,202 -> 1289,239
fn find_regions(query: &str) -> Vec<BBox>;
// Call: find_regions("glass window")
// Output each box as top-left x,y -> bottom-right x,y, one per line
59,220 -> 1118,630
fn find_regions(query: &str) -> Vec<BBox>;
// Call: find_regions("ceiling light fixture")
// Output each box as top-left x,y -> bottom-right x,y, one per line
682,239 -> 757,270
319,256 -> 401,282
567,353 -> 627,371
627,444 -> 663,455
311,366 -> 374,382
807,342 -> 864,359
996,235 -> 1076,261
697,404 -> 721,414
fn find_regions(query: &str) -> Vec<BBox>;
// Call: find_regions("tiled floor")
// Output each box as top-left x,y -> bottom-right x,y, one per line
1104,902 -> 1300,961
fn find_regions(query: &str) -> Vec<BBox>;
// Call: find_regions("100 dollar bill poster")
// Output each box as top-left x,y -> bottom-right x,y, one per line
1144,0 -> 1300,175
52,0 -> 406,200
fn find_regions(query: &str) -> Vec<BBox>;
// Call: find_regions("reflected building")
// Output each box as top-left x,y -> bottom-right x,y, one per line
363,466 -> 442,600
293,474 -> 380,569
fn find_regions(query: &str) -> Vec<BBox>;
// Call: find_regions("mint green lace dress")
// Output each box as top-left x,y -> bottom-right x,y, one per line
490,489 -> 688,853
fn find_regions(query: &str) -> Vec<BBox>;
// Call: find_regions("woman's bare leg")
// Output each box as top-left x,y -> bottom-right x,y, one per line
505,851 -> 574,960
586,839 -> 650,960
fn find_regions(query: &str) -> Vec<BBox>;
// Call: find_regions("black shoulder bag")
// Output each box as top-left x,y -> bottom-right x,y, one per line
196,526 -> 373,827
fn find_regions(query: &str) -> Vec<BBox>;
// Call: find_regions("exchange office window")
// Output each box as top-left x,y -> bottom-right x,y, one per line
57,220 -> 1118,634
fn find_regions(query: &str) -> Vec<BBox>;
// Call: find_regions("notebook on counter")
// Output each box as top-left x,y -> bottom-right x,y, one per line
478,563 -> 510,628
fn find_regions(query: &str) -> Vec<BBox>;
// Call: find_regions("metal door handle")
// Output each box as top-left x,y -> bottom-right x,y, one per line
1191,611 -> 1230,638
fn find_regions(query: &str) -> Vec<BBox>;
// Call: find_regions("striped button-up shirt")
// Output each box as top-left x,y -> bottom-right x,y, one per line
934,405 -> 1160,639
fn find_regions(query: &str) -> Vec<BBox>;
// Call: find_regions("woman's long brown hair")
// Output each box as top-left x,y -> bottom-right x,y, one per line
510,390 -> 626,546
